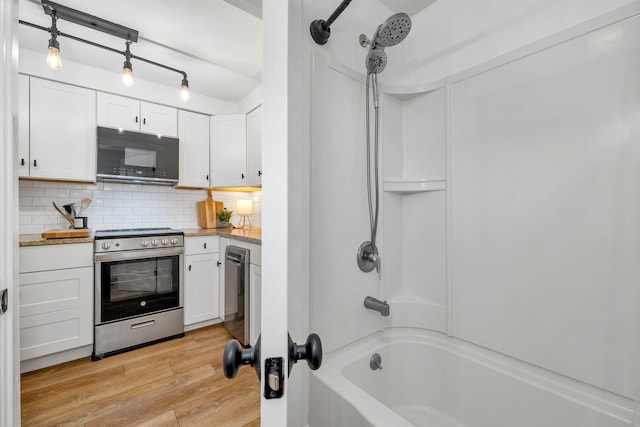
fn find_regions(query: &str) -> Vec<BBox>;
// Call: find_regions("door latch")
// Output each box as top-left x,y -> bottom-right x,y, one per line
264,357 -> 284,399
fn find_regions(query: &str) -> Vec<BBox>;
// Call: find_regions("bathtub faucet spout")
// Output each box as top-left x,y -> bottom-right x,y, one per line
364,296 -> 389,316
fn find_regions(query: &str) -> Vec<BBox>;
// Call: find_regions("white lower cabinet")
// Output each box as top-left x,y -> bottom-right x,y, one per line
19,243 -> 93,368
184,236 -> 220,328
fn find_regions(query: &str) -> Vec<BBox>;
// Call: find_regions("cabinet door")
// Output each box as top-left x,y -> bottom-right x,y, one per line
184,253 -> 220,325
178,110 -> 210,188
96,92 -> 140,132
140,102 -> 178,137
246,105 -> 262,187
19,266 -> 93,361
210,114 -> 247,187
29,78 -> 96,182
17,74 -> 30,177
249,264 -> 261,347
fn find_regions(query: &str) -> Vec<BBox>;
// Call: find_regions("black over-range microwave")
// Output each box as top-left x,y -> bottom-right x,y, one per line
96,127 -> 179,186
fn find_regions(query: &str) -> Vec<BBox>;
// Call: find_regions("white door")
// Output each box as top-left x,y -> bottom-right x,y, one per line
246,105 -> 262,186
223,1 -> 312,425
178,110 -> 210,188
1,0 -> 20,425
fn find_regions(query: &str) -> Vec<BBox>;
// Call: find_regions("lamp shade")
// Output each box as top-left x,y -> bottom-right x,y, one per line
236,199 -> 253,215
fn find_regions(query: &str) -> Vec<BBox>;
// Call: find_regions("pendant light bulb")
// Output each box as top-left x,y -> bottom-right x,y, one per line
46,46 -> 62,70
46,13 -> 61,70
180,76 -> 190,102
122,66 -> 134,87
122,40 -> 134,87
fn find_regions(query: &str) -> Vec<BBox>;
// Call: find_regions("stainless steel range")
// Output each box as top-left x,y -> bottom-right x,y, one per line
93,228 -> 184,359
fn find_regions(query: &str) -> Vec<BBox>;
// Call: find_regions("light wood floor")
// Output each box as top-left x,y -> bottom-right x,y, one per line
21,324 -> 260,427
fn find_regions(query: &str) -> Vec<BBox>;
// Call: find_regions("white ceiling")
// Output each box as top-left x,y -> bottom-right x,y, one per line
379,0 -> 438,15
18,0 -> 263,103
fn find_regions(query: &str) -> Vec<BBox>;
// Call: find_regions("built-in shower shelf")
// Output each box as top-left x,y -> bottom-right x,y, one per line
383,178 -> 446,194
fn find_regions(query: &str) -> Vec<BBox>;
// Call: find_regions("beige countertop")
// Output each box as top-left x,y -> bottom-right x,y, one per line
182,227 -> 262,245
20,227 -> 262,247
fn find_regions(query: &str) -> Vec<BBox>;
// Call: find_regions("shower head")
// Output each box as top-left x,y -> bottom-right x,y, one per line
373,12 -> 412,48
366,48 -> 387,74
360,12 -> 412,74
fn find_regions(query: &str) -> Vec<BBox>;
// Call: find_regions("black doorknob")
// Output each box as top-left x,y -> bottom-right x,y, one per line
288,333 -> 322,375
223,336 -> 261,379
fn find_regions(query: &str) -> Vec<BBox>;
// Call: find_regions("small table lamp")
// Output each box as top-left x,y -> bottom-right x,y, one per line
236,199 -> 253,229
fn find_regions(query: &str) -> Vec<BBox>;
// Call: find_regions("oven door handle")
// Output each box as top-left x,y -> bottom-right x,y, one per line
95,247 -> 184,263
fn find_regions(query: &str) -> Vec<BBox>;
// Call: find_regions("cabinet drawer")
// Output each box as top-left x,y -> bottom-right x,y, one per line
20,243 -> 93,273
185,236 -> 219,255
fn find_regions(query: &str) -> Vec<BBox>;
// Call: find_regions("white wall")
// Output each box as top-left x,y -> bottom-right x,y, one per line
18,180 -> 262,233
19,49 -> 237,115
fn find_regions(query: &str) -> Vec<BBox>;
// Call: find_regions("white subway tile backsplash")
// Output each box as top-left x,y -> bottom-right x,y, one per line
19,181 -> 262,232
113,191 -> 132,200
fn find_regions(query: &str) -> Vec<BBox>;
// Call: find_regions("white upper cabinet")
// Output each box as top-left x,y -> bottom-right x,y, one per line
97,92 -> 178,137
178,110 -> 210,188
96,92 -> 139,132
17,74 -> 30,178
210,114 -> 247,187
246,105 -> 262,187
140,102 -> 177,137
29,77 -> 96,182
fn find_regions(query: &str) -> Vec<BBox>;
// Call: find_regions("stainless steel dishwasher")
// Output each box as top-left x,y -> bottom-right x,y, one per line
224,246 -> 250,346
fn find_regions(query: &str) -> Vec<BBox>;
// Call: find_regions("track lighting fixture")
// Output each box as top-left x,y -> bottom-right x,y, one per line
21,0 -> 191,101
122,40 -> 134,87
46,12 -> 61,69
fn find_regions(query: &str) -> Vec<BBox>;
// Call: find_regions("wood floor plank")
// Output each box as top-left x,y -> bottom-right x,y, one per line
21,324 -> 260,427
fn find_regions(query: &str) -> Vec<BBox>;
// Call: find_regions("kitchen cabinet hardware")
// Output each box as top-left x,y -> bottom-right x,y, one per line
206,174 -> 209,180
241,173 -> 245,179
188,264 -> 192,271
135,116 -> 138,123
258,170 -> 262,177
203,242 -> 207,249
0,288 -> 7,315
217,261 -> 222,267
33,159 -> 37,167
143,118 -> 146,125
21,158 -> 25,166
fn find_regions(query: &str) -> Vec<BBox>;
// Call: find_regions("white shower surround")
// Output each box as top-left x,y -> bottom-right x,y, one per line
305,0 -> 640,425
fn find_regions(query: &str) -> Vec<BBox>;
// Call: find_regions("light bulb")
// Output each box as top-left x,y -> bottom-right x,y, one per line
122,67 -> 134,87
180,84 -> 190,102
46,46 -> 62,70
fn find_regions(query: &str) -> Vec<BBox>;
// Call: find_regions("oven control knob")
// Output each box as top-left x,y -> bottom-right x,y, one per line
101,242 -> 111,250
141,240 -> 150,247
161,239 -> 169,246
170,237 -> 178,245
151,239 -> 159,246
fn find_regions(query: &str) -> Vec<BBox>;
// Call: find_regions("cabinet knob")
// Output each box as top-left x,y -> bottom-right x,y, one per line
21,158 -> 24,166
241,173 -> 245,180
188,265 -> 192,271
258,170 -> 262,177
33,159 -> 37,167
135,116 -> 138,123
143,118 -> 146,125
206,174 -> 209,181
217,261 -> 221,267
203,242 -> 207,249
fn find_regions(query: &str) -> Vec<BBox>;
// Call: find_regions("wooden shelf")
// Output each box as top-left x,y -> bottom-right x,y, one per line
383,178 -> 446,194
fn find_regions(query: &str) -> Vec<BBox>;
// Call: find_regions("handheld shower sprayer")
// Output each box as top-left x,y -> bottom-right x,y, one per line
357,13 -> 412,274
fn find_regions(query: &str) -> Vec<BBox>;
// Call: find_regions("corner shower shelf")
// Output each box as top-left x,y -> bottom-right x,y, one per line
383,178 -> 446,194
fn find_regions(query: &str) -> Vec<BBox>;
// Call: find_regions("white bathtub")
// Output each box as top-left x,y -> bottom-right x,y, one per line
310,328 -> 634,427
